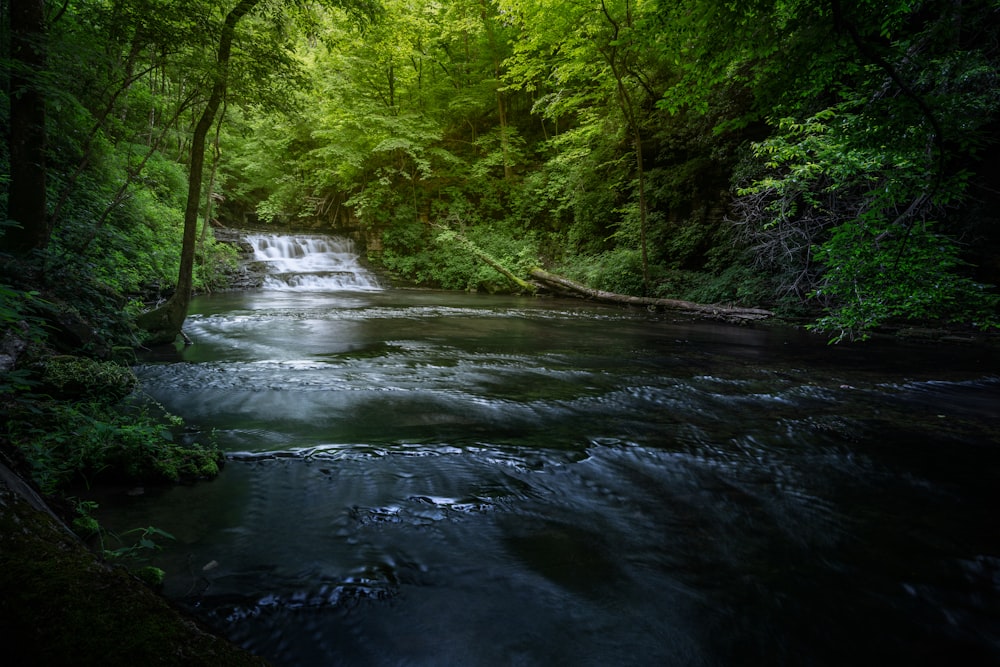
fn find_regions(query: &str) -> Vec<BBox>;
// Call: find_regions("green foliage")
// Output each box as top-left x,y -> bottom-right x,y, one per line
71,500 -> 102,539
72,500 -> 173,587
6,394 -> 223,496
103,526 -> 176,565
195,238 -> 241,293
683,263 -> 776,307
434,223 -> 541,292
811,223 -> 999,341
558,249 -> 647,296
38,357 -> 138,402
375,208 -> 545,292
31,257 -> 143,350
9,0 -> 997,346
0,283 -> 47,344
379,223 -> 451,286
734,93 -> 999,338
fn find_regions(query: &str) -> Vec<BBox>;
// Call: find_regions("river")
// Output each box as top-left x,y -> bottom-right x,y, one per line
96,233 -> 1000,666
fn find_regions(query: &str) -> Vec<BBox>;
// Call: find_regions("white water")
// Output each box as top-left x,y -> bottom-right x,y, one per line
247,233 -> 381,291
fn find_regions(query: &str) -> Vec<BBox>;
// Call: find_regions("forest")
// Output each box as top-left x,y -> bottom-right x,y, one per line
2,0 -> 999,346
2,1 -> 1000,662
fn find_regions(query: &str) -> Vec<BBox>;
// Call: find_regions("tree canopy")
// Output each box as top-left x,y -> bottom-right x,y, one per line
2,0 -> 998,341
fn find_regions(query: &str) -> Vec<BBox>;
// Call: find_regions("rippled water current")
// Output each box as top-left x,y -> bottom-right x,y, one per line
96,256 -> 1000,666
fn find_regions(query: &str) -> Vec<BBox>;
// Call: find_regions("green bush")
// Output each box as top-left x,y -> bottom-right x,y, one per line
194,237 -> 240,293
558,249 -> 647,296
7,399 -> 224,495
0,281 -> 48,356
39,356 -> 138,401
680,264 -> 776,308
811,222 -> 999,341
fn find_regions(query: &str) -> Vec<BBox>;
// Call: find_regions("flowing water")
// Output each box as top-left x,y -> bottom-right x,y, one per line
97,234 -> 1000,666
246,233 -> 382,291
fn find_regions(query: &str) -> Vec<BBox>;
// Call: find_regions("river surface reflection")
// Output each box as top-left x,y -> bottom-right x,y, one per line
98,287 -> 1000,666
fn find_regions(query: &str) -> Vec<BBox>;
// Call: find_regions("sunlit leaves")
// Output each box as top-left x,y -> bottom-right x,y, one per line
206,0 -> 1000,328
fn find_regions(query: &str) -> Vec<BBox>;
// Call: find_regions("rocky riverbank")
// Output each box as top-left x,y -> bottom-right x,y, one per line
0,248 -> 270,664
0,452 -> 269,666
212,227 -> 267,291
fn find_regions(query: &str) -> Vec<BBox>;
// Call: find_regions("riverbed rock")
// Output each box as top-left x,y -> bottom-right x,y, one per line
225,260 -> 268,290
208,228 -> 265,290
0,322 -> 29,372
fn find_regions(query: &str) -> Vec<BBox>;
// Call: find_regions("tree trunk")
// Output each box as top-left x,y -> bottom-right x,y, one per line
529,268 -> 773,322
198,104 -> 226,256
137,0 -> 261,344
480,2 -> 512,181
599,0 -> 650,294
6,0 -> 49,256
434,224 -> 537,293
462,241 -> 536,293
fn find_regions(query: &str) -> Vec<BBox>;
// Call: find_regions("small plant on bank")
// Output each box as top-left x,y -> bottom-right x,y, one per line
73,499 -> 174,589
71,499 -> 102,539
105,524 -> 176,589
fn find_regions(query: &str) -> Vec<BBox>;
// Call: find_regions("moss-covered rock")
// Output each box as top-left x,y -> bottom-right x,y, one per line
6,393 -> 226,493
0,461 -> 268,666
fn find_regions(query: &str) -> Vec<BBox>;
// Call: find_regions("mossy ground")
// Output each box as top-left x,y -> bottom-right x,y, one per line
0,473 -> 267,666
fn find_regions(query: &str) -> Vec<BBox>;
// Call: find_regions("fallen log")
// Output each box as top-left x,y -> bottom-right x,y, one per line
529,268 -> 773,322
464,245 -> 537,294
434,225 -> 537,293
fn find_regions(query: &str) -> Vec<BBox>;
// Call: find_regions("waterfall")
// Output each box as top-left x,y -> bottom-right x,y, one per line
246,232 -> 381,291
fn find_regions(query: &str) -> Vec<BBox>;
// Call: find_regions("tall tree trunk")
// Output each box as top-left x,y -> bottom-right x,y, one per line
496,89 -> 512,182
480,1 -> 511,181
137,0 -> 261,344
198,103 -> 226,256
600,0 -> 649,294
6,0 -> 49,256
630,123 -> 649,292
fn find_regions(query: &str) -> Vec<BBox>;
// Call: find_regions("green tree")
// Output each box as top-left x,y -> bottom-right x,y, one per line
500,0 -> 669,283
224,0 -> 519,247
728,0 -> 1000,338
211,0 -> 999,330
137,0 -> 263,344
136,0 -> 377,343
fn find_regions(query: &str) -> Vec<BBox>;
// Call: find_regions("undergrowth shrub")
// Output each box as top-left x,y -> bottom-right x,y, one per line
558,249 -> 647,296
7,398 -> 223,495
38,356 -> 138,401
